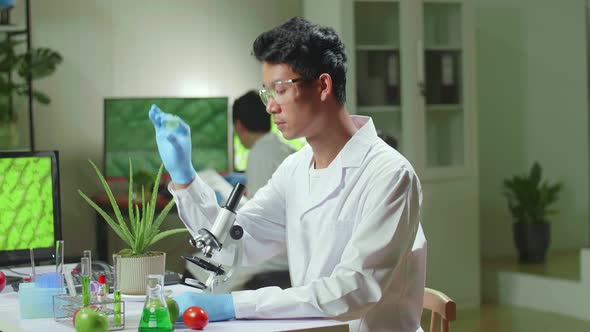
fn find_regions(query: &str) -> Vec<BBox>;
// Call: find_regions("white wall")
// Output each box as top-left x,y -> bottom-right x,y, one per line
30,0 -> 301,258
476,0 -> 589,258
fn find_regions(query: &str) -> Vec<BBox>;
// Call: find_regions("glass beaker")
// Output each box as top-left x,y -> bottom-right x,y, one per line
138,274 -> 172,331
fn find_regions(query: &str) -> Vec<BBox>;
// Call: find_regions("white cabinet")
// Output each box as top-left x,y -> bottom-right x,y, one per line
305,0 -> 477,180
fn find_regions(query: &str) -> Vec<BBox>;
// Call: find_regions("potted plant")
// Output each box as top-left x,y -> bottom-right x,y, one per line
503,162 -> 562,263
0,38 -> 62,146
78,160 -> 187,294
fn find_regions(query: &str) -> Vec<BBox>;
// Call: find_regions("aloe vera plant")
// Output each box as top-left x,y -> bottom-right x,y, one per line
78,160 -> 187,256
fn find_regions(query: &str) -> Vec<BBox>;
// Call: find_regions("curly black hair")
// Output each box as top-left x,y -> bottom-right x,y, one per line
252,17 -> 347,105
232,90 -> 270,132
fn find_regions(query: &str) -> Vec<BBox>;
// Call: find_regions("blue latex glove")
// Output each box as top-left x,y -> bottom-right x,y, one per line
148,104 -> 197,184
222,172 -> 247,187
173,292 -> 235,322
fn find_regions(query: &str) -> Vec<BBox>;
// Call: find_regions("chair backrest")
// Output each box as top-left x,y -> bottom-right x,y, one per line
423,287 -> 457,332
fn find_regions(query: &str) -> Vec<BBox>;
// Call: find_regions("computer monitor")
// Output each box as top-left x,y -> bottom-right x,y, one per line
104,97 -> 231,178
0,150 -> 62,266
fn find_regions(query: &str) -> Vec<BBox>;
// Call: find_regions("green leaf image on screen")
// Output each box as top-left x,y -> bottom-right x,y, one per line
104,97 -> 229,177
0,157 -> 55,250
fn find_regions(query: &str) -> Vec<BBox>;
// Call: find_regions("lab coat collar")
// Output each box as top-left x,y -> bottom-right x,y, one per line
300,115 -> 377,216
338,116 -> 377,168
301,115 -> 376,169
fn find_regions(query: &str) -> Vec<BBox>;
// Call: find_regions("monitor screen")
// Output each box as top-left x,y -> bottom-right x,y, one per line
0,151 -> 62,266
104,97 -> 231,178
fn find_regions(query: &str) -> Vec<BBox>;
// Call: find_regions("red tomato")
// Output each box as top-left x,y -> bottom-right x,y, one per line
0,271 -> 5,293
182,306 -> 208,330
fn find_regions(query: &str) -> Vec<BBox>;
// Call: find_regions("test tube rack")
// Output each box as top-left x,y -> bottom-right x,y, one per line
52,294 -> 126,331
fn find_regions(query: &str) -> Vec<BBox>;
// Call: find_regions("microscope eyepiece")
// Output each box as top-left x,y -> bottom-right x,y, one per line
224,183 -> 246,212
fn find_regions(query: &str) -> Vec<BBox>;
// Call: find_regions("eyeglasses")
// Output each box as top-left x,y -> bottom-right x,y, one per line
259,77 -> 309,106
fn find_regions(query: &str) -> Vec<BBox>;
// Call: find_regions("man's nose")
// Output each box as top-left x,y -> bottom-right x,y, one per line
266,98 -> 280,114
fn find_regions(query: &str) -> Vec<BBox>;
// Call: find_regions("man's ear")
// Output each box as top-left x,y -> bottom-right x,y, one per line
318,73 -> 333,102
235,120 -> 244,135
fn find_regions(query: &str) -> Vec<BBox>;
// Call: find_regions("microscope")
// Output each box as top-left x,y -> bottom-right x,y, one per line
183,183 -> 246,292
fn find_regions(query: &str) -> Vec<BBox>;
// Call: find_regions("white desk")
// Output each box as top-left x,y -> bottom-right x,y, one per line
0,268 -> 349,332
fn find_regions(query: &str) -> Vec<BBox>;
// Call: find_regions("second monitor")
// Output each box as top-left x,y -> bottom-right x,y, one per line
104,97 -> 231,178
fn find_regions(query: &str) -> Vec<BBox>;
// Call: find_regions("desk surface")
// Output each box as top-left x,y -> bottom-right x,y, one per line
0,271 -> 349,332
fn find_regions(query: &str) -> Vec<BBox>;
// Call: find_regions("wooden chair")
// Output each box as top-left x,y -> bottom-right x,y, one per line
423,287 -> 456,332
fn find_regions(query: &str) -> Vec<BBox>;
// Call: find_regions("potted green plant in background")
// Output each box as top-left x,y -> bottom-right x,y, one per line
78,160 -> 187,294
503,162 -> 562,263
0,38 -> 62,146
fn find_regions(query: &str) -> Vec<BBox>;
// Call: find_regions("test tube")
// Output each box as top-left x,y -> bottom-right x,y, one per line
55,240 -> 64,290
81,257 -> 91,306
82,250 -> 92,276
112,254 -> 122,326
29,248 -> 36,280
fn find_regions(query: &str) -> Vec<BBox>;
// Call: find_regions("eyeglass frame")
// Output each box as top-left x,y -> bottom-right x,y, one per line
258,77 -> 315,106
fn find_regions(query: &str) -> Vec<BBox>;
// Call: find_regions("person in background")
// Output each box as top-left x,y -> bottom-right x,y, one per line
377,130 -> 399,150
150,17 -> 426,332
223,90 -> 294,290
232,90 -> 295,197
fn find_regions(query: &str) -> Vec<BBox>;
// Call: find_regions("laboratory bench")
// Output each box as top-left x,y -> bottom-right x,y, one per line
0,266 -> 349,332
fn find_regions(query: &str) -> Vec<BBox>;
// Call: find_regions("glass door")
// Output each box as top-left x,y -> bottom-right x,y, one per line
354,0 -> 402,150
423,2 -> 464,168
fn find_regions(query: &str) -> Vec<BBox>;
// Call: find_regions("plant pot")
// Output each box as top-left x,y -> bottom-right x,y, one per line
119,251 -> 166,295
513,222 -> 550,263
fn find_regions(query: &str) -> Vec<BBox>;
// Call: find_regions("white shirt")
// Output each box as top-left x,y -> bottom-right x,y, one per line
246,132 -> 295,197
172,116 -> 426,332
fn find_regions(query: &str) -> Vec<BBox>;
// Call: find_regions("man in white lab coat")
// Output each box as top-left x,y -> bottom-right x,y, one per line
150,17 -> 426,332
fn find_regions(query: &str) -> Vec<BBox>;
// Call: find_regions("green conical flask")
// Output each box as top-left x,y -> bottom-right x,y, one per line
138,274 -> 173,332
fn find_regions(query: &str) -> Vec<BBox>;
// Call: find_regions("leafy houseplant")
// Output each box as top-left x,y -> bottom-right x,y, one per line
0,39 -> 63,122
78,160 -> 187,294
503,162 -> 562,263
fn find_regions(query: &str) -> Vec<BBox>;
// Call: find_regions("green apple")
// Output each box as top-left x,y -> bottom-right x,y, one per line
166,297 -> 180,324
74,307 -> 108,332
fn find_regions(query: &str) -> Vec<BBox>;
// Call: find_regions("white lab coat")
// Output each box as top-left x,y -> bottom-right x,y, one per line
172,116 -> 427,332
246,131 -> 295,197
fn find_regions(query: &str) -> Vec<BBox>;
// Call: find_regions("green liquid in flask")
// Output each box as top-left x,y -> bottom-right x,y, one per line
138,299 -> 173,331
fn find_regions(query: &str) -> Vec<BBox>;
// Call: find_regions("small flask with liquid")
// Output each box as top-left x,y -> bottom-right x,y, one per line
97,274 -> 107,302
138,274 -> 172,332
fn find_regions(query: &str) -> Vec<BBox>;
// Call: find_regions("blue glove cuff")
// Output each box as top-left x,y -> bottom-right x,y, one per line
173,292 -> 236,322
217,294 -> 236,321
169,166 -> 197,185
